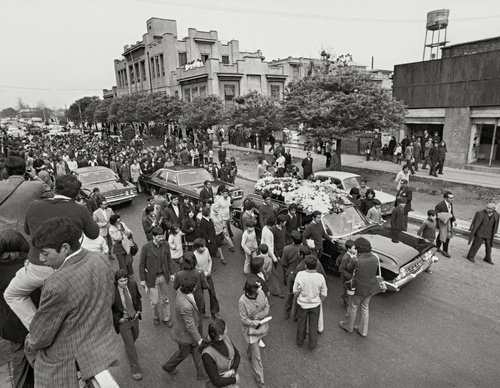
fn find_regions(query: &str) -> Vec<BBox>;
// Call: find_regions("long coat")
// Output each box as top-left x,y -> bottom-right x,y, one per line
25,250 -> 118,388
348,251 -> 379,297
468,210 -> 499,244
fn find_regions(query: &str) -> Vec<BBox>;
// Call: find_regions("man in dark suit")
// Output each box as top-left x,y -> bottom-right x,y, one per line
162,278 -> 205,379
218,146 -> 227,164
258,193 -> 275,229
24,217 -> 118,388
139,227 -> 175,326
435,191 -> 456,258
112,269 -> 143,380
199,180 -> 214,206
466,203 -> 499,264
142,206 -> 158,241
390,198 -> 407,243
301,151 -> 314,180
395,179 -> 412,216
197,207 -> 218,259
164,194 -> 184,230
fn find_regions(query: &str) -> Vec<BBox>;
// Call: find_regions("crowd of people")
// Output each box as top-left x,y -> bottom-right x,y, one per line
1,126 -> 499,388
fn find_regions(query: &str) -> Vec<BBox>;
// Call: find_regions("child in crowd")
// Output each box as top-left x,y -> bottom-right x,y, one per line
258,244 -> 281,297
365,142 -> 371,161
168,224 -> 184,273
417,209 -> 437,274
394,143 -> 403,164
366,199 -> 383,224
241,220 -> 259,274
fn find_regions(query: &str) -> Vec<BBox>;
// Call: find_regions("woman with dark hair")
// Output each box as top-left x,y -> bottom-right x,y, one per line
0,229 -> 35,388
111,269 -> 143,381
359,189 -> 376,215
173,253 -> 208,332
109,214 -> 134,275
181,209 -> 198,251
238,279 -> 270,388
201,319 -> 241,387
339,237 -> 380,337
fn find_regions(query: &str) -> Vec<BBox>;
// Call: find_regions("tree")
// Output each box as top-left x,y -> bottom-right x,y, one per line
180,95 -> 225,133
0,107 -> 17,118
283,68 -> 406,169
67,96 -> 100,127
94,99 -> 113,128
229,90 -> 284,156
116,94 -> 139,125
152,93 -> 184,125
84,99 -> 101,129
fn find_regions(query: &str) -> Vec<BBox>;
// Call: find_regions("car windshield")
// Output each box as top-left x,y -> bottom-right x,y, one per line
177,169 -> 213,186
322,206 -> 369,237
78,170 -> 117,184
343,176 -> 362,190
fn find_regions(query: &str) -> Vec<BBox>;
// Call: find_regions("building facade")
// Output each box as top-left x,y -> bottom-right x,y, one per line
393,36 -> 500,170
111,18 -> 292,104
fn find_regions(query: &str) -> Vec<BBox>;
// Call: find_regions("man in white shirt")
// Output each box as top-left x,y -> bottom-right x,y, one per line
214,187 -> 234,244
93,199 -> 114,249
293,255 -> 327,351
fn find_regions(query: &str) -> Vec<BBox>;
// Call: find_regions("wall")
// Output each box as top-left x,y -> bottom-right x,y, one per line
442,107 -> 471,168
393,50 -> 500,108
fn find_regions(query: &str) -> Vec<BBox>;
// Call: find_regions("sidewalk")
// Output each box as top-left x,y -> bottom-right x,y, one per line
215,142 -> 500,244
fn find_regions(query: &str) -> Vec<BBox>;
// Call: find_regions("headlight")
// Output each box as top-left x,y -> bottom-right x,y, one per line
400,268 -> 407,278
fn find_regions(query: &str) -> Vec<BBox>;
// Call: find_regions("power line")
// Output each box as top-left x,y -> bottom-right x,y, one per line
134,0 -> 500,23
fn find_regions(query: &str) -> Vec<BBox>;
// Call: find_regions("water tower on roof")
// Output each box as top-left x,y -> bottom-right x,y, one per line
422,9 -> 450,61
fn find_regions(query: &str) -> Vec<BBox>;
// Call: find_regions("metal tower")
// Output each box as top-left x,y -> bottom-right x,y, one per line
422,9 -> 450,61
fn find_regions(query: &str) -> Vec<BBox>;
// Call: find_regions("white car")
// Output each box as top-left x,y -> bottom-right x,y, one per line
314,171 -> 396,215
6,127 -> 26,137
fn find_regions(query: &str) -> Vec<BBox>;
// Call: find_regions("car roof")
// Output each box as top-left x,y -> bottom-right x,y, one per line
74,166 -> 114,174
157,166 -> 206,173
315,171 -> 360,179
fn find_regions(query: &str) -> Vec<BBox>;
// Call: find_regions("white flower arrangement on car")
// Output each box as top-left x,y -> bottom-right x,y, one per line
254,177 -> 351,215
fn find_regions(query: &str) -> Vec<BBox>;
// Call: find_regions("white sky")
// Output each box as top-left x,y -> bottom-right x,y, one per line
1,0 -> 500,110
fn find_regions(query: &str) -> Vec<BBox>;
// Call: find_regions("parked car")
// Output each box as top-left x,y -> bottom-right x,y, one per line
73,166 -> 137,206
6,127 -> 26,138
139,166 -> 244,203
314,171 -> 396,216
232,193 -> 437,292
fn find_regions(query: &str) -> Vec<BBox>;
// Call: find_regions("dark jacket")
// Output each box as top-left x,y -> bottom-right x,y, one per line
348,251 -> 379,297
171,290 -> 202,345
395,186 -> 413,215
139,241 -> 175,288
199,186 -> 214,205
390,206 -> 407,232
111,280 -> 142,334
435,200 -> 455,223
468,210 -> 499,244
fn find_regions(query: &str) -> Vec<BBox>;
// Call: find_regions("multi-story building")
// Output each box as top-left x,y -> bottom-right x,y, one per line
111,18 -> 291,104
393,36 -> 500,170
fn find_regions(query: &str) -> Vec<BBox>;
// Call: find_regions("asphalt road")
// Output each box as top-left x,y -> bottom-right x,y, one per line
108,187 -> 500,388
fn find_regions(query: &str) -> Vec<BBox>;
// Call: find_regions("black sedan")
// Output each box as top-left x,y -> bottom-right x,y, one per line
139,166 -> 244,204
232,194 -> 437,292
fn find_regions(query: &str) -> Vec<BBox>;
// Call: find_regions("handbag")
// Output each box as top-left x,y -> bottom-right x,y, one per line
248,322 -> 269,336
129,236 -> 139,256
375,254 -> 387,293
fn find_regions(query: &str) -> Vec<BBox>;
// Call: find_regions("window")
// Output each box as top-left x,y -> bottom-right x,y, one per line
184,88 -> 191,102
160,54 -> 165,76
270,84 -> 281,99
224,84 -> 235,107
129,66 -> 135,84
155,57 -> 160,78
201,54 -> 209,63
179,52 -> 187,67
134,63 -> 140,83
175,90 -> 179,98
200,86 -> 207,96
192,87 -> 199,98
150,58 -> 155,78
222,55 -> 229,64
167,173 -> 177,184
291,65 -> 300,80
141,61 -> 146,81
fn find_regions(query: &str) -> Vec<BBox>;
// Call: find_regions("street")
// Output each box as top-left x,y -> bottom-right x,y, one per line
108,189 -> 500,388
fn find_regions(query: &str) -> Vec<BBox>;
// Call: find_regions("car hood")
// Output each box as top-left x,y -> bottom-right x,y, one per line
82,180 -> 134,193
373,190 -> 396,204
355,232 -> 419,273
